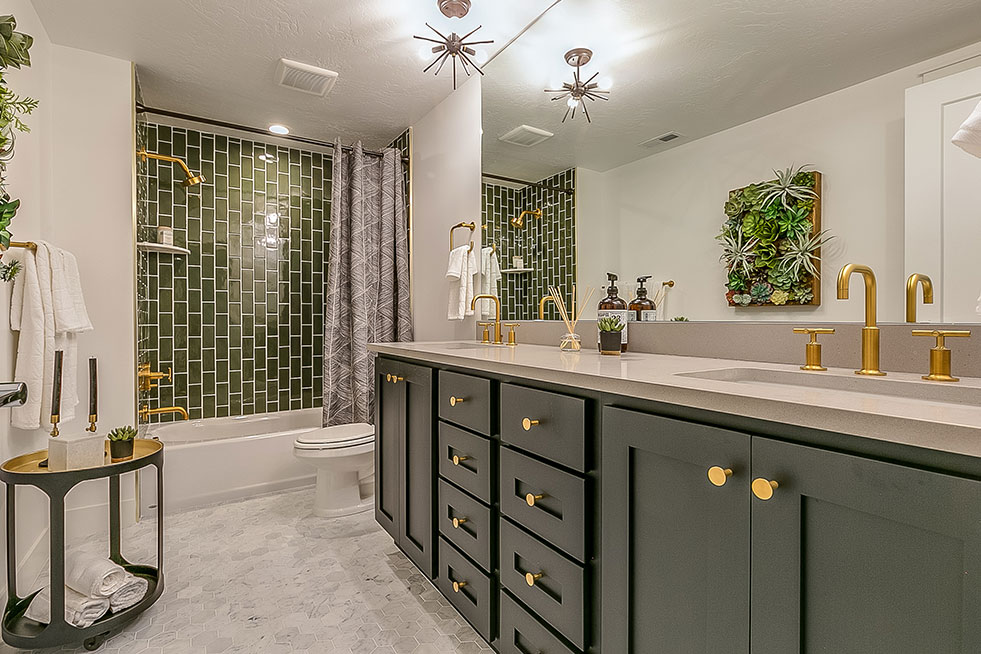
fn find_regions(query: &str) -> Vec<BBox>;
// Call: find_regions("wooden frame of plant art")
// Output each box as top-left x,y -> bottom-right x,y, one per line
719,165 -> 828,308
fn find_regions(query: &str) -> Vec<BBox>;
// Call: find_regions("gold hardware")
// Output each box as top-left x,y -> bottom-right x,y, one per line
906,274 -> 934,323
525,572 -> 544,587
662,280 -> 676,288
138,363 -> 173,392
452,454 -> 469,466
390,376 -> 403,385
0,240 -> 38,253
139,150 -> 206,187
140,405 -> 190,421
836,264 -> 885,376
793,328 -> 836,371
504,323 -> 519,347
452,580 -> 467,593
539,295 -> 557,320
471,294 -> 503,344
50,414 -> 60,438
477,322 -> 492,344
452,516 -> 468,529
386,373 -> 392,382
913,330 -> 971,382
752,478 -> 779,501
525,493 -> 545,507
522,418 -> 540,431
449,396 -> 465,406
511,208 -> 542,229
449,221 -> 476,253
707,466 -> 733,487
87,414 -> 98,433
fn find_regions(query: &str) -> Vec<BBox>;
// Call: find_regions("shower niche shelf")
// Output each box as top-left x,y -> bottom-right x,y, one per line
137,242 -> 191,256
501,268 -> 534,274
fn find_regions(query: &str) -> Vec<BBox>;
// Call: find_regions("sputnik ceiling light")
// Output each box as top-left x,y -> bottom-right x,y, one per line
414,0 -> 493,90
545,48 -> 610,123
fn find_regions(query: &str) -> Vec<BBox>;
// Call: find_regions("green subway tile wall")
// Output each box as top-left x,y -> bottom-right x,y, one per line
482,169 -> 576,321
137,122 -> 331,422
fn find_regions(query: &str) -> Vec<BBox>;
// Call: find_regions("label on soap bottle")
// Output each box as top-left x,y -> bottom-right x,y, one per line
597,310 -> 630,345
639,310 -> 657,322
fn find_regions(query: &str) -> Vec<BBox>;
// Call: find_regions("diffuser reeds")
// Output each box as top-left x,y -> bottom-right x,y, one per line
549,285 -> 594,351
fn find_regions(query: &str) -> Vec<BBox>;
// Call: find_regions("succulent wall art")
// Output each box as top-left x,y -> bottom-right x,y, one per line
718,165 -> 830,308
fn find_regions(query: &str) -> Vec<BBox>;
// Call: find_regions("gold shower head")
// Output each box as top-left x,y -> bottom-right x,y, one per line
183,174 -> 206,187
139,150 -> 207,187
511,208 -> 543,228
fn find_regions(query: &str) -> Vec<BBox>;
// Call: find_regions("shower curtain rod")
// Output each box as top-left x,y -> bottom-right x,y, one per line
481,172 -> 574,195
136,103 -> 408,162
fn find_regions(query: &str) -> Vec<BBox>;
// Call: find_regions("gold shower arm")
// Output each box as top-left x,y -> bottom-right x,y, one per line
138,150 -> 206,187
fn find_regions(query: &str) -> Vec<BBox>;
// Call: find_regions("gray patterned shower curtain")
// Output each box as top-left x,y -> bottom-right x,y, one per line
323,141 -> 412,426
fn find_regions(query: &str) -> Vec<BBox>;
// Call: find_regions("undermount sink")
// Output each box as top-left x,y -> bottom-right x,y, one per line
678,367 -> 981,406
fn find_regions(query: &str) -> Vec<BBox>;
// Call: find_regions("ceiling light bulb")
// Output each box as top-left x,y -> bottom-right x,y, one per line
567,96 -> 580,109
268,124 -> 290,135
475,49 -> 489,65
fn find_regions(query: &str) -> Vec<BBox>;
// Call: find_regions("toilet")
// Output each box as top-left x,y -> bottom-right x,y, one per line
293,423 -> 375,517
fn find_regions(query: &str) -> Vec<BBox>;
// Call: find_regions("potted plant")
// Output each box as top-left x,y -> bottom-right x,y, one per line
598,315 -> 625,355
107,426 -> 138,462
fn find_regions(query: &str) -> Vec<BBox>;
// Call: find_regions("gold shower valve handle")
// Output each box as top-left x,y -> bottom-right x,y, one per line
793,328 -> 836,372
752,478 -> 779,501
449,396 -> 466,407
452,454 -> 469,466
525,572 -> 544,587
525,493 -> 545,507
707,466 -> 733,487
913,330 -> 971,382
522,418 -> 540,431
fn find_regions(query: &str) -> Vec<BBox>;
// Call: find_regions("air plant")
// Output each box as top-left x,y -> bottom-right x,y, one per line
760,164 -> 818,210
777,229 -> 834,280
717,228 -> 759,277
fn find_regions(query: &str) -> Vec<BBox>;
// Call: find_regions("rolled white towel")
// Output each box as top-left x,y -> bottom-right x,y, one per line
109,573 -> 149,612
65,552 -> 126,598
24,586 -> 110,628
953,99 -> 981,158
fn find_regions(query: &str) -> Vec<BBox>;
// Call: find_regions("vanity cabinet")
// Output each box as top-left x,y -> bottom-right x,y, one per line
374,359 -> 435,578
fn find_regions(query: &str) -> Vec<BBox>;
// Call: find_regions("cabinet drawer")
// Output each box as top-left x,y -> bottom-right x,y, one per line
439,371 -> 492,435
438,479 -> 494,572
500,520 -> 586,650
500,447 -> 587,562
499,591 -> 578,654
438,537 -> 495,642
500,384 -> 586,472
438,422 -> 493,504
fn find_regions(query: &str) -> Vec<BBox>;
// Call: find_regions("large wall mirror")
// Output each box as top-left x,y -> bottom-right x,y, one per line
479,0 -> 981,323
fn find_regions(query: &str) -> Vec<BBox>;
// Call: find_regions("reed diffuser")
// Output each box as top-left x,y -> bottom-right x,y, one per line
549,285 -> 594,352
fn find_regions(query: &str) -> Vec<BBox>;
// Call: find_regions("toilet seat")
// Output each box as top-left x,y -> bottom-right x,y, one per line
294,423 -> 374,451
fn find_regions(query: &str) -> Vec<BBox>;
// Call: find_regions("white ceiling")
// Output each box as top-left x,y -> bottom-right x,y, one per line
30,0 -> 556,149
481,0 -> 981,182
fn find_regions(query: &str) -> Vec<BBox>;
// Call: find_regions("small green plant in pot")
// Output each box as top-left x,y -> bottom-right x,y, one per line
598,315 -> 625,355
107,425 -> 138,462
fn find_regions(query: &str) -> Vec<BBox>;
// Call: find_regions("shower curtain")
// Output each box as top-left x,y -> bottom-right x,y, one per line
323,141 -> 412,426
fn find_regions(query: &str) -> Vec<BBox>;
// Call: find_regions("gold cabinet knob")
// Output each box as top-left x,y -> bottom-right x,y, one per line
386,373 -> 392,383
449,396 -> 465,407
452,580 -> 467,593
525,493 -> 545,507
707,466 -> 733,487
390,376 -> 403,385
452,516 -> 468,529
525,572 -> 544,587
752,478 -> 779,501
452,454 -> 469,466
522,418 -> 540,431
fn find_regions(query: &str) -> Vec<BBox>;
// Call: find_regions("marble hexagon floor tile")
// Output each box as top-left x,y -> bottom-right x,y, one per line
3,489 -> 491,654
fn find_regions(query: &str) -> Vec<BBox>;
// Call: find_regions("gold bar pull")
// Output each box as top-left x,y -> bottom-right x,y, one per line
522,418 -> 540,431
525,572 -> 544,587
913,330 -> 971,382
452,516 -> 468,529
451,455 -> 469,466
752,478 -> 779,501
449,396 -> 466,406
793,328 -> 836,371
707,466 -> 733,487
525,493 -> 545,507
452,580 -> 468,593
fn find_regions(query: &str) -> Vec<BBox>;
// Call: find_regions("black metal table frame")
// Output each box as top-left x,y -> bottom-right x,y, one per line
1,445 -> 164,650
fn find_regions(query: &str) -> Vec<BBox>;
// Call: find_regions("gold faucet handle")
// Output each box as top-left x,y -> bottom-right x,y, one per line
477,322 -> 492,344
793,328 -> 835,372
913,330 -> 971,382
503,323 -> 519,347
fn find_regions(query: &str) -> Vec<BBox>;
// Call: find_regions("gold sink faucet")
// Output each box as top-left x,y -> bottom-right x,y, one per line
140,405 -> 190,421
539,295 -> 556,320
471,294 -> 503,344
837,263 -> 885,376
905,273 -> 934,323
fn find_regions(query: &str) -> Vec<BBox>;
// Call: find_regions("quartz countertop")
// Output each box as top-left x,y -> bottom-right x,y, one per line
368,341 -> 981,461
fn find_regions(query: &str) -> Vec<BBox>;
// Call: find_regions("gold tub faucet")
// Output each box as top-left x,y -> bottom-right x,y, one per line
836,264 -> 885,376
140,405 -> 190,421
471,294 -> 503,344
138,363 -> 172,392
905,273 -> 934,323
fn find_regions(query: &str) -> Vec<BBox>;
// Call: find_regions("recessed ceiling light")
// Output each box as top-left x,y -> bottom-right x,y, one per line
269,124 -> 290,135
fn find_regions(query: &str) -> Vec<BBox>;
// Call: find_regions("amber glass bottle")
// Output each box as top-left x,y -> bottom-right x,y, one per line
597,273 -> 629,352
629,276 -> 657,322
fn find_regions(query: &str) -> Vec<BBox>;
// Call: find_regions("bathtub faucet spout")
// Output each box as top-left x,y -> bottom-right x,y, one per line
140,405 -> 190,421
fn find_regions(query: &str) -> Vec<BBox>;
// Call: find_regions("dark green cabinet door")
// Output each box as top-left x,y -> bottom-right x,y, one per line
374,359 -> 401,542
751,437 -> 981,654
602,407 -> 751,654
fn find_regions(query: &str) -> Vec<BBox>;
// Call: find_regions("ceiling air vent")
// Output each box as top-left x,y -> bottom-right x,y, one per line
639,132 -> 684,148
276,58 -> 339,97
499,125 -> 555,148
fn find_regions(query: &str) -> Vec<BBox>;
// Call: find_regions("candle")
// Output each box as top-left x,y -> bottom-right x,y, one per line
88,358 -> 98,419
51,350 -> 63,419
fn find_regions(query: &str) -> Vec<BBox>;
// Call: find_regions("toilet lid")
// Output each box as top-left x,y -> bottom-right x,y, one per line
295,423 -> 374,450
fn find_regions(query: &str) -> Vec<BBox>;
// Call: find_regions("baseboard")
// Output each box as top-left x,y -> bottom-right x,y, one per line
159,474 -> 316,514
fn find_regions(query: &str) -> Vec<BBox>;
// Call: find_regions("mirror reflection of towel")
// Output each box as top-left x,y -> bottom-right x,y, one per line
953,99 -> 981,158
480,247 -> 502,320
446,245 -> 477,320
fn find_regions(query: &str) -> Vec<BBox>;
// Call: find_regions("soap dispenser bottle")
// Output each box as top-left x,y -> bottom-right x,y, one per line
630,276 -> 657,322
597,272 -> 629,352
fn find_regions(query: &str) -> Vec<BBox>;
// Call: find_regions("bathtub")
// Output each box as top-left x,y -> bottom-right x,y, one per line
139,408 -> 322,514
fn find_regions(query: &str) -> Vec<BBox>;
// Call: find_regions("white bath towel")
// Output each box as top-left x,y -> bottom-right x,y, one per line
109,573 -> 149,612
65,552 -> 127,598
446,245 -> 478,320
50,246 -> 92,333
953,99 -> 981,158
24,586 -> 110,628
479,247 -> 502,320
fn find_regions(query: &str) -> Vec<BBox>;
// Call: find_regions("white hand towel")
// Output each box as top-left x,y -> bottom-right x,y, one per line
65,552 -> 127,598
447,245 -> 469,320
50,246 -> 92,334
953,99 -> 981,158
464,246 -> 478,317
24,586 -> 110,628
109,573 -> 149,612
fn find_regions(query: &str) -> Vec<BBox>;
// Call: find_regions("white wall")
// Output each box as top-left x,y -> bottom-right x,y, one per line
580,42 -> 981,323
411,77 -> 483,341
